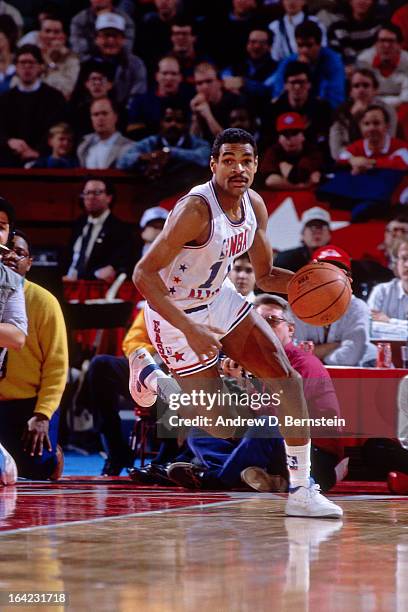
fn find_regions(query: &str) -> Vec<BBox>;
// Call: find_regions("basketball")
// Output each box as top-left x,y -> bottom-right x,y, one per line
287,262 -> 352,326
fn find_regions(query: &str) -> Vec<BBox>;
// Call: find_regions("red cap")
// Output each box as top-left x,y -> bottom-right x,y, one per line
312,244 -> 351,270
276,112 -> 307,133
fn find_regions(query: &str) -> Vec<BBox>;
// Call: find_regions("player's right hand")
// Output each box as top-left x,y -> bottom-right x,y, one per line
185,324 -> 224,364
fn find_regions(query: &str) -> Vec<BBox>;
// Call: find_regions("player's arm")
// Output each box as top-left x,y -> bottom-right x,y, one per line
133,197 -> 222,359
247,190 -> 294,294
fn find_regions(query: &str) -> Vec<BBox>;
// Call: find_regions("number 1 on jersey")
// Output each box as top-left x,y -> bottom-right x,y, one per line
199,261 -> 223,289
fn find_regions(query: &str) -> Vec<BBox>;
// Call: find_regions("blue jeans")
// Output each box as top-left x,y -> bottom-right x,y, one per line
0,397 -> 59,479
188,426 -> 338,491
188,425 -> 286,488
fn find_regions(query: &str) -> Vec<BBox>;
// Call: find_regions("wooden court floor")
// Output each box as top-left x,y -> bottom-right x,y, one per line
0,480 -> 407,612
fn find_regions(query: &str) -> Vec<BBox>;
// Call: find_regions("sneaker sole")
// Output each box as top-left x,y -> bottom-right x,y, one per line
285,506 -> 343,519
241,467 -> 287,492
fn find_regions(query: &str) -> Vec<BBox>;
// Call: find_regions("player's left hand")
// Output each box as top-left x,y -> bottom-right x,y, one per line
22,414 -> 52,456
184,323 -> 224,364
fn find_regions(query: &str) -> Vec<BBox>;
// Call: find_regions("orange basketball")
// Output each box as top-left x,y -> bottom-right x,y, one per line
287,262 -> 352,326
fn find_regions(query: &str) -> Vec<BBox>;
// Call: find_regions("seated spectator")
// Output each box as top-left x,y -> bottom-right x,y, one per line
69,61 -> 125,138
273,20 -> 345,109
0,1 -> 23,34
267,60 -> 332,149
199,0 -> 266,69
80,12 -> 147,107
36,14 -> 80,100
367,238 -> 408,325
268,0 -> 326,62
320,105 -> 408,221
329,67 -> 397,160
328,0 -> 382,68
0,44 -> 67,167
77,97 -> 133,169
226,106 -> 261,149
0,229 -> 67,481
260,112 -> 325,191
357,23 -> 408,109
127,55 -> 194,140
117,106 -> 210,185
292,245 -> 377,366
70,0 -> 134,61
135,0 -> 181,73
392,3 -> 408,51
169,18 -> 208,84
228,252 -> 256,302
274,206 -> 332,271
139,206 -> 168,257
17,3 -> 57,46
222,27 -> 277,100
190,62 -> 244,142
0,14 -> 18,94
64,177 -> 134,283
373,212 -> 408,269
29,122 -> 78,169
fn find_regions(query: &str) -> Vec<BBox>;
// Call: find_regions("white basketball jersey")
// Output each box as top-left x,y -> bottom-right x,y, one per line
159,180 -> 257,309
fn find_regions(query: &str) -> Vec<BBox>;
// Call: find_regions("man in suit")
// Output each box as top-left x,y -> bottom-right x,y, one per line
64,177 -> 134,283
77,97 -> 133,169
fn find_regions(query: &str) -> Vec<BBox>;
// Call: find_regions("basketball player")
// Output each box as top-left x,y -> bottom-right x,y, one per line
132,128 -> 342,518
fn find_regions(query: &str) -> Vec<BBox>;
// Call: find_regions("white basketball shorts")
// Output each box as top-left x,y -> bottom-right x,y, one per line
144,282 -> 253,377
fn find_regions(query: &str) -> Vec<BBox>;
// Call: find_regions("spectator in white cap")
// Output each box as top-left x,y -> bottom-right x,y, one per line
76,12 -> 147,107
70,0 -> 134,61
139,206 -> 168,256
273,206 -> 332,272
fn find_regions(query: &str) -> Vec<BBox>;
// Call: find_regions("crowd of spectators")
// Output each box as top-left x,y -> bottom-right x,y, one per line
0,0 -> 404,223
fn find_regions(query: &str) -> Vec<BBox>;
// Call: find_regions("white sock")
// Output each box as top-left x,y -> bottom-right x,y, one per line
284,441 -> 311,489
144,368 -> 170,394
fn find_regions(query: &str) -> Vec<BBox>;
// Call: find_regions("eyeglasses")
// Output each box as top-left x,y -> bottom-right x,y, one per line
385,227 -> 408,235
81,189 -> 106,197
87,76 -> 108,83
377,37 -> 398,44
16,59 -> 39,66
263,315 -> 291,326
3,248 -> 30,260
286,79 -> 309,86
195,78 -> 216,86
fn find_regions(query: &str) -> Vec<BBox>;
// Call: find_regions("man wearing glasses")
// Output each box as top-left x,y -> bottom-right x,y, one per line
0,229 -> 67,482
64,177 -> 134,283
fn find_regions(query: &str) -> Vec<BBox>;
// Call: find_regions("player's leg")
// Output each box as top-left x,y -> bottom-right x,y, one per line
222,309 -> 343,518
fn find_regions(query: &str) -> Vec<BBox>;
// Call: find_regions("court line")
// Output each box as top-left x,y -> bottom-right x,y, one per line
0,497 -> 258,536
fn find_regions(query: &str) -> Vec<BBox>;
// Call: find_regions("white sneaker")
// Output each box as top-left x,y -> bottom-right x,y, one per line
286,478 -> 343,519
241,466 -> 288,492
0,442 -> 18,486
129,348 -> 162,407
